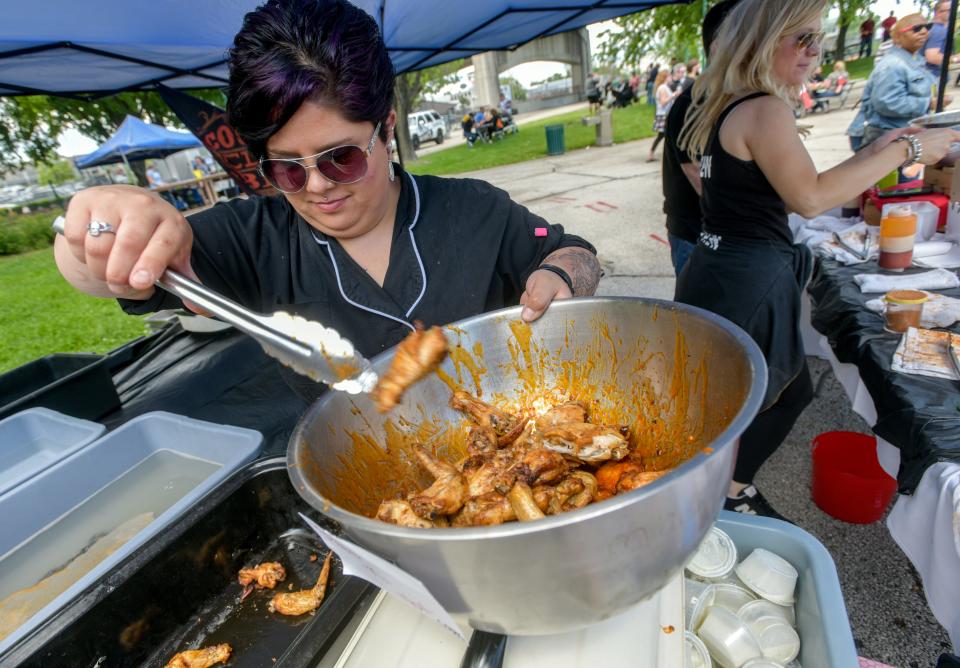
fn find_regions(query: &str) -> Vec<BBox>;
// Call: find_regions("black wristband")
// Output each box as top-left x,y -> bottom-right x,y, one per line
537,263 -> 574,294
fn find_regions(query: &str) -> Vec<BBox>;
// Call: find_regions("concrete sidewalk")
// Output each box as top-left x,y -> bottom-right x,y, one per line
457,105 -> 953,667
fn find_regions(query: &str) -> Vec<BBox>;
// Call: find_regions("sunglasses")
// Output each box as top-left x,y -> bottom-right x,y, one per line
259,121 -> 382,193
903,22 -> 933,33
795,31 -> 825,52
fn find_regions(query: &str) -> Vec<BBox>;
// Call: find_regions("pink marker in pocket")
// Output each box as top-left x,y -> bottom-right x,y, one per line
534,227 -> 548,237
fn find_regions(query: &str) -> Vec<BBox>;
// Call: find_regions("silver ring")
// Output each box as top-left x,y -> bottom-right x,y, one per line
87,220 -> 115,237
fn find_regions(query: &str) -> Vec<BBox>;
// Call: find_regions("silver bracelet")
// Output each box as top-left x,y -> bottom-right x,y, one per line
894,134 -> 922,169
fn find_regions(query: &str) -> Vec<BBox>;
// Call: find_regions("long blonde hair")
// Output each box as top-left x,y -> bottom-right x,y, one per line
679,0 -> 826,158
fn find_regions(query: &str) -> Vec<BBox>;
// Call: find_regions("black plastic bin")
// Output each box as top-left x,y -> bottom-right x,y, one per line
545,124 -> 565,155
0,353 -> 120,421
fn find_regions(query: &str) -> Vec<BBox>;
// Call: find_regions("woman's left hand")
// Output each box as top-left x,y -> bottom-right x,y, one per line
520,269 -> 573,322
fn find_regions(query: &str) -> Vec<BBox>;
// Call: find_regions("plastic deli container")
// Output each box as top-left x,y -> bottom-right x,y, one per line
883,290 -> 928,333
878,206 -> 917,271
0,408 -> 105,496
717,512 -> 859,668
687,527 -> 738,580
0,412 -> 262,655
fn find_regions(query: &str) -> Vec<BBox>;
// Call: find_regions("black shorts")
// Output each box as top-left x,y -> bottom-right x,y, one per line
587,93 -> 601,103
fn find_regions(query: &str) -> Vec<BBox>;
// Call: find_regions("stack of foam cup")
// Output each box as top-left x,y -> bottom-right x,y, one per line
684,528 -> 802,668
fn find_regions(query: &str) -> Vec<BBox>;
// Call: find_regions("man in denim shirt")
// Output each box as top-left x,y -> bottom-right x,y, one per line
848,14 -> 936,151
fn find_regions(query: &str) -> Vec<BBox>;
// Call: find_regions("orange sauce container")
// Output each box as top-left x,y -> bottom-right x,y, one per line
878,206 -> 917,271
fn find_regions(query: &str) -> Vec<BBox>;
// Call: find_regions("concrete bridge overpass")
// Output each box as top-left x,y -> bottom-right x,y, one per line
471,28 -> 591,109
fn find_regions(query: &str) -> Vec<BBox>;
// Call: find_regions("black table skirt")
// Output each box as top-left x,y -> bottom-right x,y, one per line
807,259 -> 960,493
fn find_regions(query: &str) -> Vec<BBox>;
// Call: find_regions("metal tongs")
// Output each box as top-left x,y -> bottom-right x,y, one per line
832,230 -> 871,262
948,337 -> 960,380
53,217 -> 377,393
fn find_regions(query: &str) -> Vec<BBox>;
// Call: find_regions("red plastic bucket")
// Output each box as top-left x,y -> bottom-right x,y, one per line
811,431 -> 897,524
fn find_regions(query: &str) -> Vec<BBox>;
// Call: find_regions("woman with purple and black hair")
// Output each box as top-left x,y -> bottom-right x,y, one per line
54,0 -> 601,400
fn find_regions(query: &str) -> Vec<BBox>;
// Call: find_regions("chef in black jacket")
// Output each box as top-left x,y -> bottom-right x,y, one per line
662,0 -> 742,275
54,0 -> 601,401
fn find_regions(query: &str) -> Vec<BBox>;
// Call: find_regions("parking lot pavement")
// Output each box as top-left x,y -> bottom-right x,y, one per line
455,105 -> 954,666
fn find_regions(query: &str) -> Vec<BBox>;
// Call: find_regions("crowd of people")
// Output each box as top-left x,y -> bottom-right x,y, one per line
51,0 -> 960,525
459,102 -> 517,147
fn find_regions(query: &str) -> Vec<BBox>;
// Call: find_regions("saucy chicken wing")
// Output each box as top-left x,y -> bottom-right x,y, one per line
451,491 -> 517,526
461,449 -> 517,497
269,553 -> 332,616
541,423 -> 629,463
466,425 -> 499,456
616,469 -> 668,493
372,323 -> 448,412
535,401 -> 587,429
164,643 -> 232,668
408,446 -> 468,519
450,390 -> 524,446
376,499 -> 436,528
238,561 -> 286,589
512,448 -> 569,486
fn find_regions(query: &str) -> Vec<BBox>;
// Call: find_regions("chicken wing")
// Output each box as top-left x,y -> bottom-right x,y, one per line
238,562 -> 286,589
269,552 -> 332,616
408,446 -> 468,518
541,423 -> 629,463
376,499 -> 436,528
164,643 -> 232,668
372,323 -> 448,412
451,491 -> 517,526
562,471 -> 599,510
535,401 -> 587,429
512,448 -> 569,486
450,390 -> 524,446
616,469 -> 668,493
507,482 -> 546,521
461,450 -> 517,497
466,425 -> 498,456
595,458 -> 642,494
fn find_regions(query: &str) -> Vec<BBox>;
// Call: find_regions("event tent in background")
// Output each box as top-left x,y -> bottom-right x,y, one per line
74,115 -> 200,169
0,0 -> 689,97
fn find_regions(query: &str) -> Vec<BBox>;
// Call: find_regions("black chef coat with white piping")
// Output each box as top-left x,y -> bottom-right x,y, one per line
120,164 -> 595,399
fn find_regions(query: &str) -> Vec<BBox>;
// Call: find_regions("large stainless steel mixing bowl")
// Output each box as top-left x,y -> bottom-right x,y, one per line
288,298 -> 767,635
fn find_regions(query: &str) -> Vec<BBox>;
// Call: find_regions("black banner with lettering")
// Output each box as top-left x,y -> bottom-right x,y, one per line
157,85 -> 273,197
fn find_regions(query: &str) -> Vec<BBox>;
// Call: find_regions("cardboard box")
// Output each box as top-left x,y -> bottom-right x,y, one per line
924,164 -> 954,196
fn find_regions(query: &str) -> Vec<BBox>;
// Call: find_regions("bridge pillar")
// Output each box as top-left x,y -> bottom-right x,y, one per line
472,51 -> 502,110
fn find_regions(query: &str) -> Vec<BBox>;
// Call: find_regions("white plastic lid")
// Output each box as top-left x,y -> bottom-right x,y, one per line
684,631 -> 713,668
687,527 -> 738,579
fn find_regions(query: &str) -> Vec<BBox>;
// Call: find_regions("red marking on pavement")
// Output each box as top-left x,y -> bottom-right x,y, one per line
585,204 -> 605,213
596,201 -> 618,209
649,233 -> 669,246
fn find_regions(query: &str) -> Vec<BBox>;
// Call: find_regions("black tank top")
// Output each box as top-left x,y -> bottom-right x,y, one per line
699,93 -> 791,245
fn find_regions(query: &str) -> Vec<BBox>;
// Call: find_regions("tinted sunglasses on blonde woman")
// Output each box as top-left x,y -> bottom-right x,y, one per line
259,121 -> 382,192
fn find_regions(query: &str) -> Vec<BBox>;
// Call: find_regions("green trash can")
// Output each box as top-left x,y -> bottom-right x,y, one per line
545,124 -> 565,156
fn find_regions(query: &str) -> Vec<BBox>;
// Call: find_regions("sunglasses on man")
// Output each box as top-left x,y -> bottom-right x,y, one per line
259,121 -> 382,193
901,22 -> 934,33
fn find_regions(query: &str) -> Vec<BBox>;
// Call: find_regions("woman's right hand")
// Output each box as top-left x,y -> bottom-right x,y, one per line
909,127 -> 960,165
57,185 -> 196,300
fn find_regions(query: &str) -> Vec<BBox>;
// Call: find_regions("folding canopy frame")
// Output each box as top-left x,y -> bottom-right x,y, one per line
0,0 -> 688,99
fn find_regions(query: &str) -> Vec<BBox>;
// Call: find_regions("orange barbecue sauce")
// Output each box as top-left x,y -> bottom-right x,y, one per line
301,310 -> 747,519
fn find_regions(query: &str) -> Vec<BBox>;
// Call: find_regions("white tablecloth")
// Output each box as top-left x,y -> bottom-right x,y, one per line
802,294 -> 960,651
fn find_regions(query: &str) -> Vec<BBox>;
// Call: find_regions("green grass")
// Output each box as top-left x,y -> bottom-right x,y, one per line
0,248 -> 149,372
840,56 -> 875,81
407,103 -> 657,176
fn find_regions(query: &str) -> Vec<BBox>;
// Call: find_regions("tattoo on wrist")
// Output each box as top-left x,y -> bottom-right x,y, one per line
542,248 -> 601,296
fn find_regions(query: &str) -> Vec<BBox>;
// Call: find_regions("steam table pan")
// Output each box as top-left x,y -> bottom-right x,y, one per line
0,411 -> 262,657
0,457 -> 374,667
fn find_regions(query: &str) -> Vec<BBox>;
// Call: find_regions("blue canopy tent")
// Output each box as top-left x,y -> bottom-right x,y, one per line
74,115 -> 201,170
0,0 -> 689,97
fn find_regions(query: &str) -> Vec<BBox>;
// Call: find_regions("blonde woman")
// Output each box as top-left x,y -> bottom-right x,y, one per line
647,68 -> 680,161
676,0 -> 959,518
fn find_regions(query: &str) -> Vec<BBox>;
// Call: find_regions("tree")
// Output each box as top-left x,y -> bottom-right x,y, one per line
37,159 -> 76,186
0,89 -> 225,183
393,60 -> 466,161
597,3 -> 711,71
832,0 -> 872,63
499,75 -> 527,102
